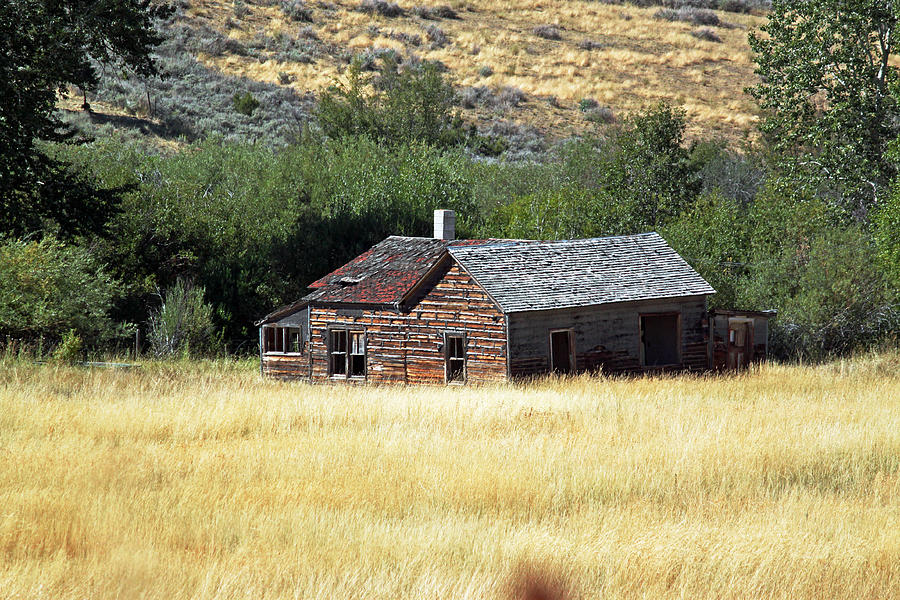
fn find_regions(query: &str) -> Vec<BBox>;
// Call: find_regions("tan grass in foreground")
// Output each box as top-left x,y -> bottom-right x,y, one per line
1,357 -> 899,599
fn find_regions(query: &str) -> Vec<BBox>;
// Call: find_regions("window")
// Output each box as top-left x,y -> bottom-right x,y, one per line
349,331 -> 366,377
330,328 -> 365,378
263,326 -> 304,354
445,334 -> 465,383
640,313 -> 680,367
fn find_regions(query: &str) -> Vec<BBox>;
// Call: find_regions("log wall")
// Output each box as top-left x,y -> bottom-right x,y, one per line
305,260 -> 508,384
261,352 -> 309,379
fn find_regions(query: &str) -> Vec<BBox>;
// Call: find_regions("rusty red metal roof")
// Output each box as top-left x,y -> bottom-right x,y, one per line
258,236 -> 501,323
268,236 -> 502,313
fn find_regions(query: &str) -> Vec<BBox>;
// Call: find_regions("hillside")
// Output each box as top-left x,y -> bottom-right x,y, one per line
73,0 -> 767,152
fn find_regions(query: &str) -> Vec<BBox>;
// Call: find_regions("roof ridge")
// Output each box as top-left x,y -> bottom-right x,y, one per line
450,232 -> 662,252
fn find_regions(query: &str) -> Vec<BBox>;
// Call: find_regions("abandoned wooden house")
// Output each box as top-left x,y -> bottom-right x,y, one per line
257,210 -> 773,383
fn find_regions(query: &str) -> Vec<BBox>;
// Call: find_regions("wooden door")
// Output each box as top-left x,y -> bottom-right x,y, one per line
727,322 -> 752,370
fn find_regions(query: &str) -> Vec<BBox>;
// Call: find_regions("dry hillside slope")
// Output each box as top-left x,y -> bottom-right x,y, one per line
113,0 -> 766,146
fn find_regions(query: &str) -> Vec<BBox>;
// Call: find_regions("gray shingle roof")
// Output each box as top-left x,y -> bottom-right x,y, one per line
449,232 -> 715,313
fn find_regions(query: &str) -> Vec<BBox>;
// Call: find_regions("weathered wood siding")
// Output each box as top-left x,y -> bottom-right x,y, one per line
508,296 -> 709,376
260,306 -> 310,379
261,353 -> 309,378
305,260 -> 507,384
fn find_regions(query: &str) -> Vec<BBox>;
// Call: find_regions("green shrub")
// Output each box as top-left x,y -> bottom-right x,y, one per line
578,97 -> 598,112
316,55 -> 471,149
148,279 -> 219,357
52,329 -> 83,364
232,91 -> 260,116
874,186 -> 900,288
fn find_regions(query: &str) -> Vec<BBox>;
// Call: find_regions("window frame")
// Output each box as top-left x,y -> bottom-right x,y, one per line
328,327 -> 366,379
444,332 -> 467,384
349,330 -> 366,378
262,325 -> 305,356
638,312 -> 682,368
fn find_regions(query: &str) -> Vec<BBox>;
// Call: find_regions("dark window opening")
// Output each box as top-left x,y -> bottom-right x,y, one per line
330,329 -> 365,378
330,329 -> 347,376
641,314 -> 680,367
550,329 -> 574,373
289,329 -> 302,353
446,334 -> 465,383
263,326 -> 303,354
349,331 -> 366,377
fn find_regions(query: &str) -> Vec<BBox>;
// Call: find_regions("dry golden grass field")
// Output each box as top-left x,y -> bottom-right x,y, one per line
1,355 -> 899,599
188,0 -> 766,142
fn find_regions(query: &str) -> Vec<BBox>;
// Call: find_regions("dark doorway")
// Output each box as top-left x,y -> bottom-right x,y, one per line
550,329 -> 574,373
641,314 -> 680,367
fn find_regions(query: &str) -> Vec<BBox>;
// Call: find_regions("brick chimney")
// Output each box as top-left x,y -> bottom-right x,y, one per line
433,209 -> 455,240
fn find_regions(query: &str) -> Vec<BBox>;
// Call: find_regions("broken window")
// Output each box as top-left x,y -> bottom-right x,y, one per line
349,331 -> 366,377
445,334 -> 465,383
263,326 -> 304,354
330,328 -> 365,378
330,329 -> 347,376
640,314 -> 680,367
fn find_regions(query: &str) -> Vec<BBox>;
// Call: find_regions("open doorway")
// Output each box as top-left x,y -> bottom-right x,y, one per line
641,313 -> 680,367
549,329 -> 575,373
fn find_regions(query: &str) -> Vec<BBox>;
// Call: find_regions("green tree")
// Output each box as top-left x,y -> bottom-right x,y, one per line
316,56 -> 488,150
0,0 -> 171,238
0,236 -> 119,344
662,192 -> 750,309
487,186 -> 593,240
873,185 -> 900,286
749,0 -> 900,218
599,103 -> 701,232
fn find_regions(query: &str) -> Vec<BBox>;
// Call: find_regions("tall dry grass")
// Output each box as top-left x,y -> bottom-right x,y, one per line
1,356 -> 898,599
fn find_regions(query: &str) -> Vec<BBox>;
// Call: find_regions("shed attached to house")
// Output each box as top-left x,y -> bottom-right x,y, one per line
709,308 -> 775,370
258,216 -> 734,383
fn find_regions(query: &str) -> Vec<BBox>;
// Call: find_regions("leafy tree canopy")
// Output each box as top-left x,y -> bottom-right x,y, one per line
749,0 -> 900,218
0,236 -> 120,343
315,55 -> 503,153
0,0 -> 172,238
